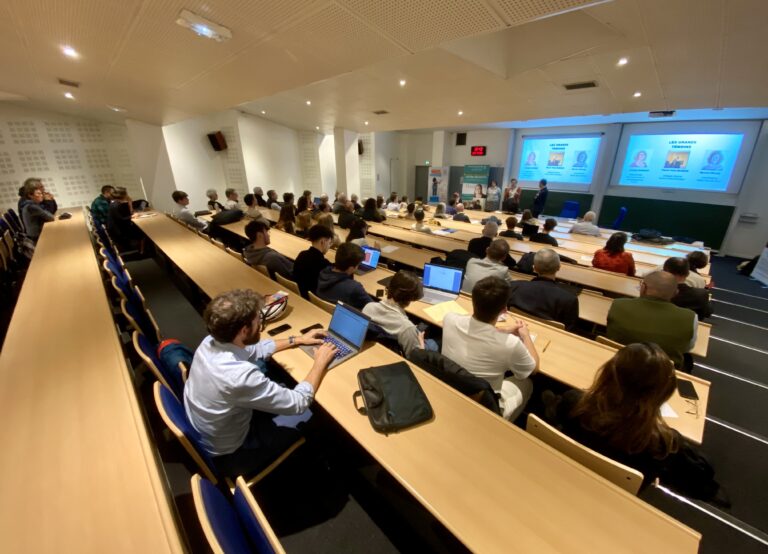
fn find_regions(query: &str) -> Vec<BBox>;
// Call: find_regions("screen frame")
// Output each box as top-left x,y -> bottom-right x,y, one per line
423,263 -> 463,294
329,301 -> 370,348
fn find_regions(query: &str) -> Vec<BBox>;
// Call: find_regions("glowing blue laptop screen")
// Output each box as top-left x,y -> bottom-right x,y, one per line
329,303 -> 368,348
361,246 -> 381,269
423,264 -> 462,293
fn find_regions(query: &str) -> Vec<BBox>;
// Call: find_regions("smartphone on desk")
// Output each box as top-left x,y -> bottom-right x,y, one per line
267,323 -> 292,336
677,379 -> 699,400
300,323 -> 323,335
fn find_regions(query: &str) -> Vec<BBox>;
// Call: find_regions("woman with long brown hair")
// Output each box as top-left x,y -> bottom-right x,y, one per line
274,204 -> 296,235
545,342 -> 723,501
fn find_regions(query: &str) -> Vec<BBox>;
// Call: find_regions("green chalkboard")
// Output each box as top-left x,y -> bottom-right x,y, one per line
597,196 -> 733,249
519,190 -> 594,218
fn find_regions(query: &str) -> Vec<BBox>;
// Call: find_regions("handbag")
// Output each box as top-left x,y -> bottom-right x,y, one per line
353,362 -> 433,434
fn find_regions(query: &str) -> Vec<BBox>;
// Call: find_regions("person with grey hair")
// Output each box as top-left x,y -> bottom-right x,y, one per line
224,188 -> 240,210
462,239 -> 510,293
508,248 -> 579,331
452,203 -> 470,223
332,193 -> 347,214
607,271 -> 697,369
253,187 -> 267,207
467,221 -> 499,258
433,202 -> 448,219
206,189 -> 224,212
569,211 -> 601,237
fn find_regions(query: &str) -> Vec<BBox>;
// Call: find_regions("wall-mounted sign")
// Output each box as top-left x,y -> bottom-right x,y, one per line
471,145 -> 487,156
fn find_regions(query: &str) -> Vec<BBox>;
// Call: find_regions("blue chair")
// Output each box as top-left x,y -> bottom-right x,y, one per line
191,474 -> 285,554
559,201 -> 580,219
611,207 -> 628,230
5,209 -> 23,234
135,332 -> 183,398
234,476 -> 285,553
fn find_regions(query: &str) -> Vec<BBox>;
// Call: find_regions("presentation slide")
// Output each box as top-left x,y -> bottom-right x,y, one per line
618,133 -> 744,191
517,135 -> 602,185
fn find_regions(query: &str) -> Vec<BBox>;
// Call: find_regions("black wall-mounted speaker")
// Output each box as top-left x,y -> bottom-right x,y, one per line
207,131 -> 228,151
358,139 -> 364,155
456,132 -> 467,146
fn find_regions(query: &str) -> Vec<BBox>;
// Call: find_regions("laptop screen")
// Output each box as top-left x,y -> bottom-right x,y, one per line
423,264 -> 463,294
360,246 -> 381,269
329,302 -> 370,348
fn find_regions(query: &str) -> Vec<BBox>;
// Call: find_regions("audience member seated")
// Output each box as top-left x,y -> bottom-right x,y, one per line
499,216 -> 522,239
569,211 -> 601,237
274,205 -> 296,235
90,185 -> 114,226
332,193 -> 347,214
686,251 -> 709,289
468,221 -> 498,258
462,239 -> 511,293
508,249 -> 579,331
266,189 -> 280,211
607,271 -> 696,368
293,224 -> 334,298
452,203 -> 470,222
445,195 -> 458,215
295,210 -> 312,238
411,209 -> 433,234
350,193 -> 361,211
282,192 -> 296,214
184,289 -> 336,478
543,343 -> 723,501
592,232 -> 636,276
359,197 -> 384,222
376,196 -> 387,218
296,194 -> 310,215
316,243 -> 372,310
404,202 -> 417,220
363,271 -> 435,356
337,201 -> 358,229
385,192 -> 400,211
442,276 -> 539,421
19,179 -> 55,242
243,220 -> 294,280
314,212 -> 340,247
172,191 -> 208,231
107,187 -> 142,251
253,186 -> 267,207
663,257 -> 713,320
346,218 -> 379,248
223,188 -> 241,210
433,203 -> 449,219
530,218 -> 559,246
398,196 -> 409,211
519,209 -> 538,227
243,193 -> 268,224
205,189 -> 224,212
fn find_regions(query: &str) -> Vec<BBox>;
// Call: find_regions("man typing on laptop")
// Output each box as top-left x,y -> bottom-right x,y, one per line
184,289 -> 337,479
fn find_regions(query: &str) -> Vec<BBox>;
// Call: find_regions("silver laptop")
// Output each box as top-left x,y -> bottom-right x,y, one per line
421,263 -> 463,304
355,246 -> 381,275
299,301 -> 371,369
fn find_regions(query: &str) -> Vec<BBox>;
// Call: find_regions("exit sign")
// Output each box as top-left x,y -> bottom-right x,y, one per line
471,145 -> 487,156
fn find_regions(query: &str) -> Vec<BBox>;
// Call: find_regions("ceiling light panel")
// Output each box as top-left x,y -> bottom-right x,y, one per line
493,0 -> 608,25
339,0 -> 503,52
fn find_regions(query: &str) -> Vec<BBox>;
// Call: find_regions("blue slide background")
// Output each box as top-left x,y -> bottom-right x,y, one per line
517,136 -> 601,185
618,133 -> 744,191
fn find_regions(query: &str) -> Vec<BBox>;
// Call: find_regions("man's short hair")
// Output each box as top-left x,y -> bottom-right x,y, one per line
225,188 -> 236,198
482,221 -> 498,238
204,289 -> 264,343
334,242 -> 365,271
308,223 -> 334,242
505,216 -> 517,229
534,248 -> 560,275
543,218 -> 557,231
267,189 -> 277,199
472,276 -> 510,323
663,257 -> 690,277
406,202 -> 416,214
283,192 -> 294,203
414,209 -> 425,222
687,251 -> 709,270
101,185 -> 115,194
539,179 -> 548,186
387,270 -> 423,306
244,193 -> 255,207
206,188 -> 217,198
486,239 -> 509,262
171,190 -> 188,203
244,220 -> 270,242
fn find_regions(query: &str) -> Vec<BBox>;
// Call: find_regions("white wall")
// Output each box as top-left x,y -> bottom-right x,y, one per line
318,134 -> 337,195
343,129 -> 360,197
398,132 -> 433,200
445,129 -> 512,167
372,131 -> 399,198
125,119 -> 176,212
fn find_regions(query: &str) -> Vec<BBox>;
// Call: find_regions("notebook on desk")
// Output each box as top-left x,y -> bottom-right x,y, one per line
421,264 -> 463,304
299,302 -> 370,369
355,246 -> 381,275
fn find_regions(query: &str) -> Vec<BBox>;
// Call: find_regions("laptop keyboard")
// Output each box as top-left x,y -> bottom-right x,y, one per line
325,336 -> 352,359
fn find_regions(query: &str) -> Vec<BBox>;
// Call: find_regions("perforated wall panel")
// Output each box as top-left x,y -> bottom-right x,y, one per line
358,132 -> 375,199
298,131 -> 322,194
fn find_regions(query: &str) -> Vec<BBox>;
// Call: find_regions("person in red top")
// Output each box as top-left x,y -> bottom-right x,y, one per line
592,232 -> 636,276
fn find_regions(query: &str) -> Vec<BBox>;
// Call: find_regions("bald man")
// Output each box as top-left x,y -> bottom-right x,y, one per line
607,271 -> 697,368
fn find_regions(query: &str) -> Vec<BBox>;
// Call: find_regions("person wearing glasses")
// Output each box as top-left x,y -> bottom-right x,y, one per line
184,289 -> 336,478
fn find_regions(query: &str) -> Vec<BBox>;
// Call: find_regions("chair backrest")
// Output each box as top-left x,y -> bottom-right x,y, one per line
521,223 -> 539,237
5,209 -> 23,233
154,382 -> 218,483
509,270 -> 534,281
507,306 -> 565,330
559,201 -> 580,219
275,273 -> 300,295
234,476 -> 286,554
254,264 -> 270,278
191,474 -> 255,554
122,297 -> 161,344
611,207 -> 628,230
526,414 -> 643,495
596,335 -> 624,349
308,291 -> 334,314
225,247 -> 244,262
134,331 -> 184,398
212,238 -> 226,249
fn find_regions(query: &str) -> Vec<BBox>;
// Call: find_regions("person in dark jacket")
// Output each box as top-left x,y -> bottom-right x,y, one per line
242,220 -> 294,280
107,187 -> 142,251
253,186 -> 268,207
530,218 -> 559,247
530,179 -> 548,218
543,342 -> 723,502
468,221 -> 498,258
358,197 -> 384,222
508,248 -> 579,331
499,216 -> 523,239
19,180 -> 55,242
663,257 -> 713,320
316,242 -> 372,310
337,201 -> 359,229
293,224 -> 334,298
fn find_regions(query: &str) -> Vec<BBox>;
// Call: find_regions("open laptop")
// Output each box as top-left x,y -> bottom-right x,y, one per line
421,263 -> 463,304
355,246 -> 381,275
299,302 -> 371,369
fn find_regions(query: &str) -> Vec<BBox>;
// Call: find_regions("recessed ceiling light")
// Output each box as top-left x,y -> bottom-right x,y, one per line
617,57 -> 628,66
633,91 -> 642,98
364,121 -> 369,126
457,110 -> 464,116
306,100 -> 311,106
176,9 -> 232,42
107,105 -> 126,112
315,126 -> 320,130
64,92 -> 75,100
260,110 -> 266,115
61,45 -> 80,59
399,79 -> 406,87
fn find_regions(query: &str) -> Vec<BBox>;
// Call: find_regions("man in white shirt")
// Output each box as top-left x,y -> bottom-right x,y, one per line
171,190 -> 207,230
184,289 -> 336,477
410,209 -> 433,234
223,187 -> 241,210
442,276 -> 539,421
568,211 -> 601,237
462,239 -> 510,293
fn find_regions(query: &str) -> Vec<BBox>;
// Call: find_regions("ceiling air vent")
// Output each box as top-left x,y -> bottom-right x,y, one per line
563,81 -> 597,91
57,78 -> 80,88
649,110 -> 676,118
372,110 -> 389,115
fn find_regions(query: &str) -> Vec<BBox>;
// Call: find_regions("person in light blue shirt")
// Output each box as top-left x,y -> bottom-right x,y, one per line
184,289 -> 336,478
